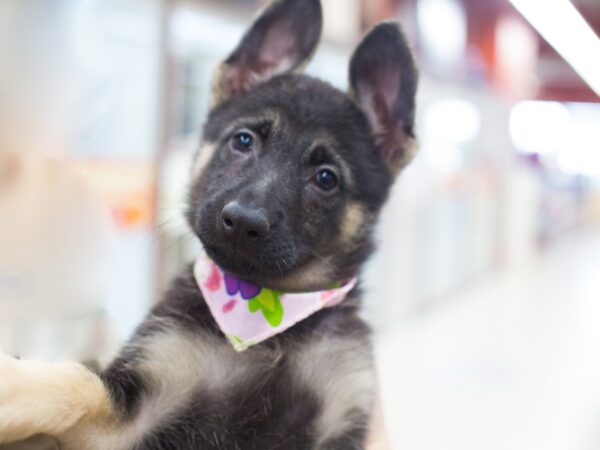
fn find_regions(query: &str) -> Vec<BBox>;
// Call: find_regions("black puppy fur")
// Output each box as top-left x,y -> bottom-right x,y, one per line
84,0 -> 418,449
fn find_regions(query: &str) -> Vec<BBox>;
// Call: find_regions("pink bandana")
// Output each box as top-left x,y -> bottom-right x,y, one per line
193,251 -> 356,351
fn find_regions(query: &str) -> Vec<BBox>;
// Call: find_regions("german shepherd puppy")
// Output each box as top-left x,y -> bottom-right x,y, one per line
0,0 -> 417,448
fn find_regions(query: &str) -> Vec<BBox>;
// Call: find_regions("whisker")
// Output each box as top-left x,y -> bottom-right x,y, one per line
294,243 -> 341,277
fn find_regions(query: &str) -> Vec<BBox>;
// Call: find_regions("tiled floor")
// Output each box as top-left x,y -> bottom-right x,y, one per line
375,226 -> 600,450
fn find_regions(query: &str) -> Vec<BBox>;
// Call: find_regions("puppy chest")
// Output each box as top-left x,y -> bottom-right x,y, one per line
128,330 -> 374,448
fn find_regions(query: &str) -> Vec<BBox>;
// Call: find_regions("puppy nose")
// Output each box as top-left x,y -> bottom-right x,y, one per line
220,202 -> 269,244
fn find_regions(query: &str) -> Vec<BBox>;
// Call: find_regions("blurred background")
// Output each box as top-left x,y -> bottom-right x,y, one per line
0,0 -> 599,448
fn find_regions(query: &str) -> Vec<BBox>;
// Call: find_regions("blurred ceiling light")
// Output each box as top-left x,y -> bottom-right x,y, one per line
508,0 -> 600,96
556,105 -> 600,176
509,101 -> 571,154
423,98 -> 481,145
423,142 -> 464,173
417,0 -> 466,68
556,129 -> 600,176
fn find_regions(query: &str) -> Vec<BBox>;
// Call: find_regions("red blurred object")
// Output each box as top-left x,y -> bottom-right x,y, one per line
463,0 -> 600,102
384,0 -> 600,102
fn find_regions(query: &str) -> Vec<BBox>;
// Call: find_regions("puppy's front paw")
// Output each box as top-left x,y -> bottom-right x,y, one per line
0,353 -> 113,445
0,352 -> 77,443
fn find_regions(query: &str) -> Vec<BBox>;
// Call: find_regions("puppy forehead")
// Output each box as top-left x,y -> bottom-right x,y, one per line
214,108 -> 343,142
208,75 -> 360,129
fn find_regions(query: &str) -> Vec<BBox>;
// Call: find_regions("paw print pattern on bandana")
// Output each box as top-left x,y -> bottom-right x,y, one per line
247,289 -> 284,327
224,273 -> 261,299
223,272 -> 284,327
222,299 -> 237,314
204,265 -> 222,292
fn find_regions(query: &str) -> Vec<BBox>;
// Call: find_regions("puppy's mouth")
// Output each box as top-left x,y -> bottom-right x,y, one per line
202,242 -> 301,282
191,206 -> 318,288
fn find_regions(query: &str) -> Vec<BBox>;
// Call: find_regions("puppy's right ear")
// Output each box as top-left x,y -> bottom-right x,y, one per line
211,0 -> 323,106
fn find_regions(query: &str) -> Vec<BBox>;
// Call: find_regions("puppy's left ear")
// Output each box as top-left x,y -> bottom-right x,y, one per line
350,22 -> 418,174
212,0 -> 323,105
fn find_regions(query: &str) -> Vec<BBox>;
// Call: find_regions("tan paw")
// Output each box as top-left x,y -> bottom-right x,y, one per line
0,354 -> 112,445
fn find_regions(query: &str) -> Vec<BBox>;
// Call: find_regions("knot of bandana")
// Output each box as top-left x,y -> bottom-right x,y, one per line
193,251 -> 357,351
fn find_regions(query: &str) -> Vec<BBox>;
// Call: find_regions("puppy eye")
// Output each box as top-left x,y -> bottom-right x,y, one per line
230,131 -> 254,152
313,168 -> 338,191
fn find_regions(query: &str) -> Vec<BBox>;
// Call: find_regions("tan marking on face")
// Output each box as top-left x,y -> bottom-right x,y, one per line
265,257 -> 336,292
339,202 -> 366,244
265,203 -> 365,291
263,109 -> 282,131
390,137 -> 419,175
221,109 -> 282,141
192,142 -> 217,181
